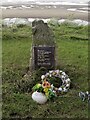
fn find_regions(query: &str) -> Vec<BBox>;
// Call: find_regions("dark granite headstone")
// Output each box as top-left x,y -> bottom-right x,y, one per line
31,20 -> 56,70
34,46 -> 55,69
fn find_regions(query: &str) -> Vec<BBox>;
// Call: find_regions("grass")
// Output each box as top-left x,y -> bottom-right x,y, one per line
2,23 -> 89,119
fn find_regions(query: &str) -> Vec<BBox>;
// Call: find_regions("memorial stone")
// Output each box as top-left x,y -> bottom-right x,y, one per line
31,20 -> 56,69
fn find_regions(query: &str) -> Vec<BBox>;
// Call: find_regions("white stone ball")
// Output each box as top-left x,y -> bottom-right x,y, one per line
32,91 -> 47,104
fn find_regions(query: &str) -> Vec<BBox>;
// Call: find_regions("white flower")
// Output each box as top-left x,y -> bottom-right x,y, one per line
40,69 -> 71,95
58,87 -> 62,91
65,79 -> 69,84
61,75 -> 65,79
49,74 -> 52,77
56,70 -> 60,74
65,79 -> 70,84
49,70 -> 53,74
53,90 -> 56,93
61,75 -> 65,81
66,84 -> 70,87
62,80 -> 65,84
41,75 -> 45,80
60,70 -> 62,73
51,84 -> 54,89
45,73 -> 49,77
62,72 -> 66,76
63,88 -> 68,92
66,78 -> 70,82
86,91 -> 89,95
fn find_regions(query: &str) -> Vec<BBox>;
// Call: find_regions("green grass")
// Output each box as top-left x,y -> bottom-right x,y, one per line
2,23 -> 89,119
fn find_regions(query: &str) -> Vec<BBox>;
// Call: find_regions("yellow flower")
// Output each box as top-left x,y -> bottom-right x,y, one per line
37,83 -> 42,88
45,91 -> 49,97
44,88 -> 49,93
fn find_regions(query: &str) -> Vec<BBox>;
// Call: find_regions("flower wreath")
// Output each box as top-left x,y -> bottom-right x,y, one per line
41,70 -> 71,93
32,70 -> 71,100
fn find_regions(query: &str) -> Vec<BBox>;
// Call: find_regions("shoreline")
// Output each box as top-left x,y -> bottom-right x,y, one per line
2,8 -> 88,21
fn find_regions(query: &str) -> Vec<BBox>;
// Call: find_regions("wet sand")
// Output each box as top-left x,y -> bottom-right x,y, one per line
2,7 -> 88,21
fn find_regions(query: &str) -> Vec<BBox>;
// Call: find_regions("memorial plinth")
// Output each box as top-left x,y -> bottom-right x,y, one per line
31,20 -> 56,70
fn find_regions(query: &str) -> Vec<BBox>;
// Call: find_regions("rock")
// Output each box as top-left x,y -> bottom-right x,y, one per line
32,91 -> 47,104
32,20 -> 55,46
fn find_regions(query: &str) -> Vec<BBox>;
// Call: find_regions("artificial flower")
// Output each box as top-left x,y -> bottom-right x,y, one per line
51,84 -> 54,89
44,88 -> 49,93
55,70 -> 60,76
66,84 -> 70,87
52,71 -> 56,75
62,72 -> 66,75
49,70 -> 53,74
32,69 -> 71,101
67,78 -> 70,82
41,75 -> 45,80
45,73 -> 49,77
45,92 -> 49,98
58,87 -> 62,91
42,80 -> 51,88
32,83 -> 43,92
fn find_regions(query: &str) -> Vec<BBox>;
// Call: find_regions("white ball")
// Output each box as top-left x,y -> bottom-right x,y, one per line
32,91 -> 47,104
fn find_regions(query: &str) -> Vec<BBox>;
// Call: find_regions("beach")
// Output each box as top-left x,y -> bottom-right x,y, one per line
2,4 -> 88,21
